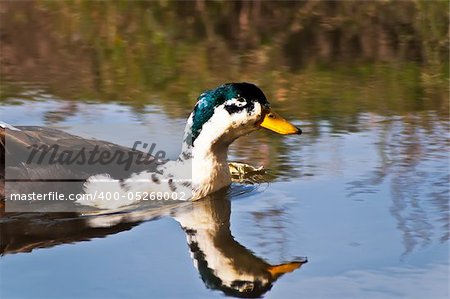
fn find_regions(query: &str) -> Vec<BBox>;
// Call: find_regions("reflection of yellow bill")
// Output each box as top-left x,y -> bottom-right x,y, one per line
268,261 -> 304,278
259,108 -> 302,135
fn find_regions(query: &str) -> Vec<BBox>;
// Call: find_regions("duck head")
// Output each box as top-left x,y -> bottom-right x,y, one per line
179,83 -> 301,199
182,82 -> 301,154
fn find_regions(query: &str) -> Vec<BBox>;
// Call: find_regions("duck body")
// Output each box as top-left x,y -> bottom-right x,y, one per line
1,83 -> 301,208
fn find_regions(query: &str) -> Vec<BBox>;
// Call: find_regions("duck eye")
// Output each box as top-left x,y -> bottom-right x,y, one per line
231,97 -> 247,108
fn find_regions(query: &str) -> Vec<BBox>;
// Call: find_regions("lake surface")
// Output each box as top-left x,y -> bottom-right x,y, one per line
0,2 -> 449,299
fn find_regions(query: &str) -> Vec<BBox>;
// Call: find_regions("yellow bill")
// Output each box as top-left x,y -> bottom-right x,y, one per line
259,108 -> 302,135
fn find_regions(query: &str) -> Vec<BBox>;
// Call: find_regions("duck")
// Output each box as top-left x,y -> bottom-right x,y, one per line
1,82 -> 301,209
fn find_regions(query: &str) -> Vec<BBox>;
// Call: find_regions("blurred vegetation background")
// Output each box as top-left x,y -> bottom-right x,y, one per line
0,0 -> 448,122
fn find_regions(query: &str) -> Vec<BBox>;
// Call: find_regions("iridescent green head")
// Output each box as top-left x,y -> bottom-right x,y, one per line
183,82 -> 301,151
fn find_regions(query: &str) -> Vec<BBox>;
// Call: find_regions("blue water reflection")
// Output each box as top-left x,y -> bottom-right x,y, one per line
1,99 -> 448,298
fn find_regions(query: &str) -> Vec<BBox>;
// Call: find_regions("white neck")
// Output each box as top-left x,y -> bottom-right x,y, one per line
179,113 -> 232,199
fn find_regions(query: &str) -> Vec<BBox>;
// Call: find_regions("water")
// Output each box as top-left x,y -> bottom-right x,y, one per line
0,2 -> 449,299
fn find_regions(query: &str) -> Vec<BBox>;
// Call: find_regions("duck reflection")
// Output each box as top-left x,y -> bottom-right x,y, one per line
174,193 -> 306,297
0,190 -> 306,298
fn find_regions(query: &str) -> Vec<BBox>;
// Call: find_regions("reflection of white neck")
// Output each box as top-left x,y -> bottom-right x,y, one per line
174,204 -> 265,287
